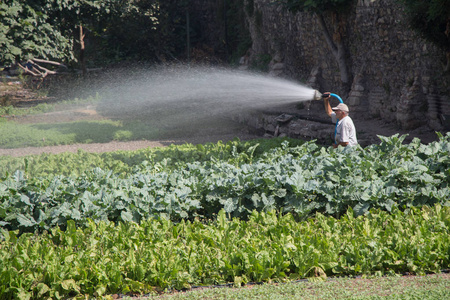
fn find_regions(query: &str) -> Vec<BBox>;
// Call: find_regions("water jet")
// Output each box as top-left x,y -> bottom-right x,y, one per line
95,65 -> 324,136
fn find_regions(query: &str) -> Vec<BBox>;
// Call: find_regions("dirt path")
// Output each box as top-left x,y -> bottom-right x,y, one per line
0,132 -> 262,157
0,104 -> 265,157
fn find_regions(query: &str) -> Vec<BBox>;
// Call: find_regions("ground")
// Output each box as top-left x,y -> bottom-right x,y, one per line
0,105 -> 262,157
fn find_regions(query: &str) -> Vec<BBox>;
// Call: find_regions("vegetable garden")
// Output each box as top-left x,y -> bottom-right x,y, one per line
1,134 -> 449,299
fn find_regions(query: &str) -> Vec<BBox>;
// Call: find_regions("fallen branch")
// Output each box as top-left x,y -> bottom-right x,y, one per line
18,63 -> 40,76
28,60 -> 57,77
18,58 -> 67,78
30,58 -> 68,69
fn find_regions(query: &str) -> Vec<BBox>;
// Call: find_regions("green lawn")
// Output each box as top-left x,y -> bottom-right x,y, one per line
0,119 -> 162,148
146,274 -> 450,300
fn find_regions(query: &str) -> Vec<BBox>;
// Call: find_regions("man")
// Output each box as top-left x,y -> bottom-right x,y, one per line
323,93 -> 358,148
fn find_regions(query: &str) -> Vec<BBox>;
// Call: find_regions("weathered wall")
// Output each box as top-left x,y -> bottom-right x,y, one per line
241,0 -> 449,131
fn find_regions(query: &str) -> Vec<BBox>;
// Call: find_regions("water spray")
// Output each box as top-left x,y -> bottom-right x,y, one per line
98,66 -> 322,119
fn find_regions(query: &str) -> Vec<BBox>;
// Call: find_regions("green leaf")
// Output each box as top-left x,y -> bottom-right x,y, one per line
121,210 -> 134,222
34,283 -> 50,298
221,198 -> 238,213
17,289 -> 31,300
60,279 -> 80,293
353,202 -> 370,216
17,214 -> 37,227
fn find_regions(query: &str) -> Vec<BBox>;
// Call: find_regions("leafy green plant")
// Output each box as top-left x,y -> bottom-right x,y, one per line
0,0 -> 73,65
1,134 -> 449,233
0,205 -> 449,299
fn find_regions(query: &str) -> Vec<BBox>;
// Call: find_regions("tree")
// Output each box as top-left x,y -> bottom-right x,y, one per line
0,0 -> 74,66
0,0 -> 113,74
0,1 -> 174,74
275,0 -> 355,89
99,0 -> 181,62
397,0 -> 450,72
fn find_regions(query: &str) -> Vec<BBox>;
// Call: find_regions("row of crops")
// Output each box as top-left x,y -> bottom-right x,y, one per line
1,134 -> 450,299
1,206 -> 449,298
1,134 -> 449,232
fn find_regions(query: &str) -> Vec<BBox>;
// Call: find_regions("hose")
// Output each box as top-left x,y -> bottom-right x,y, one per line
329,93 -> 344,104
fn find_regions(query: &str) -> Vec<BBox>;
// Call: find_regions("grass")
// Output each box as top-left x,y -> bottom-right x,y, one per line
0,119 -> 163,148
0,94 -> 101,117
142,274 -> 449,300
0,113 -> 247,149
0,93 -> 250,149
0,117 -> 247,148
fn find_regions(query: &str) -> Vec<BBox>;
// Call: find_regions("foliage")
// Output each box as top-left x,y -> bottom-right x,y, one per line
0,0 -> 254,68
224,0 -> 253,64
93,0 -> 174,63
397,0 -> 450,53
0,0 -> 74,65
0,0 -> 123,65
251,54 -> 272,72
1,134 -> 449,232
0,205 -> 449,298
0,0 -> 188,67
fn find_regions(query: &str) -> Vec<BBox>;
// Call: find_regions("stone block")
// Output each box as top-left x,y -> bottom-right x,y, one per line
348,97 -> 361,106
354,84 -> 365,91
271,62 -> 284,70
350,91 -> 364,97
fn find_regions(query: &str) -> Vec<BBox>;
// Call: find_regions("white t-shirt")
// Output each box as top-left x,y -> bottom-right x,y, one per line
331,113 -> 358,146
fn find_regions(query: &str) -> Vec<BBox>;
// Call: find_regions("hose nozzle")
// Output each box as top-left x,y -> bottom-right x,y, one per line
313,90 -> 322,101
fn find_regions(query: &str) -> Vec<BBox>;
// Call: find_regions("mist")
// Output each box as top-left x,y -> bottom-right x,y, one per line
95,65 -> 315,127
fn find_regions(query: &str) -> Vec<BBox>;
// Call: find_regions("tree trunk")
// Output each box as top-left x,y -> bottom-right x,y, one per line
316,13 -> 352,90
79,25 -> 87,76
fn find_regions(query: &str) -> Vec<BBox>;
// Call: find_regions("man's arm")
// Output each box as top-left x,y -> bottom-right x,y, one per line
322,92 -> 333,117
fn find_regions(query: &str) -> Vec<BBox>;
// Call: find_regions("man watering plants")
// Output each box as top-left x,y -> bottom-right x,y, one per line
322,92 -> 358,148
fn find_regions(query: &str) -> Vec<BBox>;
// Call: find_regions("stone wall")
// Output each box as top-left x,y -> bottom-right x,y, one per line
241,0 -> 449,131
